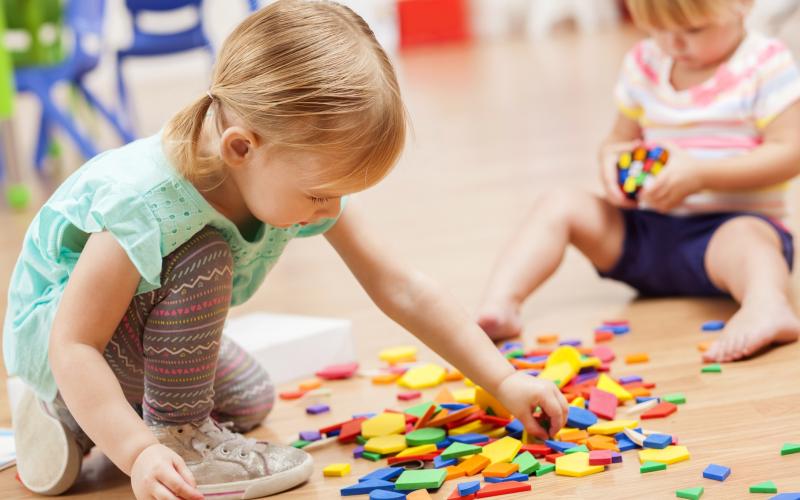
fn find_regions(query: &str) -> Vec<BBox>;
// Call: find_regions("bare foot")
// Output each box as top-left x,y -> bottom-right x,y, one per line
477,301 -> 523,341
703,295 -> 800,362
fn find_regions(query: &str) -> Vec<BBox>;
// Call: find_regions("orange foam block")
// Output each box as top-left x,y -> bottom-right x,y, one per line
537,333 -> 559,344
461,454 -> 491,476
625,353 -> 649,364
482,462 -> 519,478
298,378 -> 322,391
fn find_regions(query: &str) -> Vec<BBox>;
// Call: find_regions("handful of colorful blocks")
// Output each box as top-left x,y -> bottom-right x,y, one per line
617,146 -> 669,200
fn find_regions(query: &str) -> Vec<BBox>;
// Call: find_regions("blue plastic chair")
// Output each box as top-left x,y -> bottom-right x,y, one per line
13,0 -> 134,170
116,0 -> 213,131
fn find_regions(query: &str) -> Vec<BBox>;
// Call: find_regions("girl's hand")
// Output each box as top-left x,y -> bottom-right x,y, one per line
494,371 -> 568,440
639,145 -> 704,213
598,140 -> 641,209
131,443 -> 204,500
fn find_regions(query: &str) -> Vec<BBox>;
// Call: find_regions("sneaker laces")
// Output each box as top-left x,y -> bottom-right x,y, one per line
195,418 -> 260,457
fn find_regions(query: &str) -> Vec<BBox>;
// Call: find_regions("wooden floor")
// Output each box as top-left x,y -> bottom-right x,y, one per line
2,25 -> 800,500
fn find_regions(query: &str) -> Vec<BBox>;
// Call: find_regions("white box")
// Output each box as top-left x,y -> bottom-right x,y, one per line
223,313 -> 355,386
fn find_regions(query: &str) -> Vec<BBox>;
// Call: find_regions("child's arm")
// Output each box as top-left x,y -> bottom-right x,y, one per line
641,101 -> 800,211
324,204 -> 568,438
49,232 -> 202,500
598,112 -> 643,208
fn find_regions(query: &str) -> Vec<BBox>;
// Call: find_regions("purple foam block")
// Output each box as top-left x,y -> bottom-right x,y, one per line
353,445 -> 365,459
611,452 -> 623,463
306,404 -> 330,415
559,339 -> 582,347
299,430 -> 322,441
618,375 -> 642,384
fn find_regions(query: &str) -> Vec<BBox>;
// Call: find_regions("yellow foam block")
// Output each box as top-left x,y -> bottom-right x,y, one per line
486,427 -> 508,439
579,356 -> 601,369
475,386 -> 511,419
364,434 -> 407,455
570,397 -> 586,408
452,388 -> 476,404
596,373 -> 633,402
638,446 -> 690,465
398,363 -> 446,389
538,362 -> 575,388
396,444 -> 437,458
547,346 -> 582,372
587,419 -> 639,435
463,378 -> 476,387
480,436 -> 521,464
362,412 -> 407,438
322,463 -> 351,477
449,420 -> 494,436
555,452 -> 605,477
379,345 -> 418,364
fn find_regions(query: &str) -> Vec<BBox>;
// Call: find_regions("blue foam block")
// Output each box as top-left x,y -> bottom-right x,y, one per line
702,464 -> 731,481
566,406 -> 598,429
458,480 -> 481,495
342,479 -> 396,496
643,434 -> 672,449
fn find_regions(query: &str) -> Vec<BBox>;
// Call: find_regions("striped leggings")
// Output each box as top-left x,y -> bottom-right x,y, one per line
84,226 -> 274,432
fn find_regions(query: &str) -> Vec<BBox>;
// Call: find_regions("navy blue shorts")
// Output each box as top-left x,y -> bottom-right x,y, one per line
598,210 -> 794,297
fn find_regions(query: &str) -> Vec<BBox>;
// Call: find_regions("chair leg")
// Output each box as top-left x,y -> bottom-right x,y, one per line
37,89 -> 99,160
34,110 -> 50,172
77,83 -> 135,144
115,55 -> 136,134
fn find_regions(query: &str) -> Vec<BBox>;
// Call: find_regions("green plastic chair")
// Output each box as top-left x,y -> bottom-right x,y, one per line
0,3 -> 33,210
3,0 -> 64,68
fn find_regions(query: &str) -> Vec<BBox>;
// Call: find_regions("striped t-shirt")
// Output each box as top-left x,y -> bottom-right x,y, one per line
615,32 -> 800,218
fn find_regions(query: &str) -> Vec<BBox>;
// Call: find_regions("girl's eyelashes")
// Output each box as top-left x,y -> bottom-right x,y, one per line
310,196 -> 329,206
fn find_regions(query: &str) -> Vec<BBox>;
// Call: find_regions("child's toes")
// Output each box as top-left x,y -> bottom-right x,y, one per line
703,340 -> 723,362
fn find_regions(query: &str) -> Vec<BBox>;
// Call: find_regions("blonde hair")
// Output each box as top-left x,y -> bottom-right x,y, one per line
164,0 -> 406,193
625,0 -> 747,30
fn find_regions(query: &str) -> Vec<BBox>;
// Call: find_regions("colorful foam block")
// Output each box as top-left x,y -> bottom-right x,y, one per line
750,481 -> 778,494
369,490 -> 407,500
475,386 -> 512,419
379,345 -> 417,364
587,419 -> 638,435
316,362 -> 359,380
480,436 -> 522,464
640,461 -> 667,473
394,469 -> 447,490
398,363 -> 446,389
396,444 -> 437,458
407,490 -> 433,500
341,479 -> 396,496
362,413 -> 406,438
441,441 -> 483,459
458,480 -> 481,495
566,406 -> 598,429
555,452 -> 605,477
398,391 -> 422,401
702,464 -> 730,481
625,353 -> 649,364
701,320 -> 725,331
662,393 -> 686,405
406,427 -> 447,446
638,446 -> 691,465
484,472 -> 530,483
588,450 -> 614,465
675,487 -> 704,499
323,463 -> 351,477
701,364 -> 722,373
358,467 -> 404,482
461,454 -> 491,475
641,402 -> 678,419
597,374 -> 633,402
306,404 -> 330,415
512,451 -> 540,474
475,481 -> 531,498
588,388 -> 618,420
482,462 -> 519,478
781,443 -> 800,455
643,434 -> 673,449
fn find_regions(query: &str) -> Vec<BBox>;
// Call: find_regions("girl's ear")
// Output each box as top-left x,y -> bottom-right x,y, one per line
219,126 -> 259,167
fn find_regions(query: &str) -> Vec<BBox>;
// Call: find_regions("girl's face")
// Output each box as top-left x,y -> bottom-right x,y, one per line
232,142 -> 345,229
647,13 -> 746,70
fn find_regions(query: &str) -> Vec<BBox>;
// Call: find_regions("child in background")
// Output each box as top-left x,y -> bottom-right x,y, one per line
478,0 -> 800,363
4,2 -> 567,499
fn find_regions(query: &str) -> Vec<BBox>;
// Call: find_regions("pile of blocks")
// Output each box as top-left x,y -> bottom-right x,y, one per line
290,321 -> 800,498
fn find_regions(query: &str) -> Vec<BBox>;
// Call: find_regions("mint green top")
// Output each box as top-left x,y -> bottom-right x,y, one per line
3,134 -> 344,401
